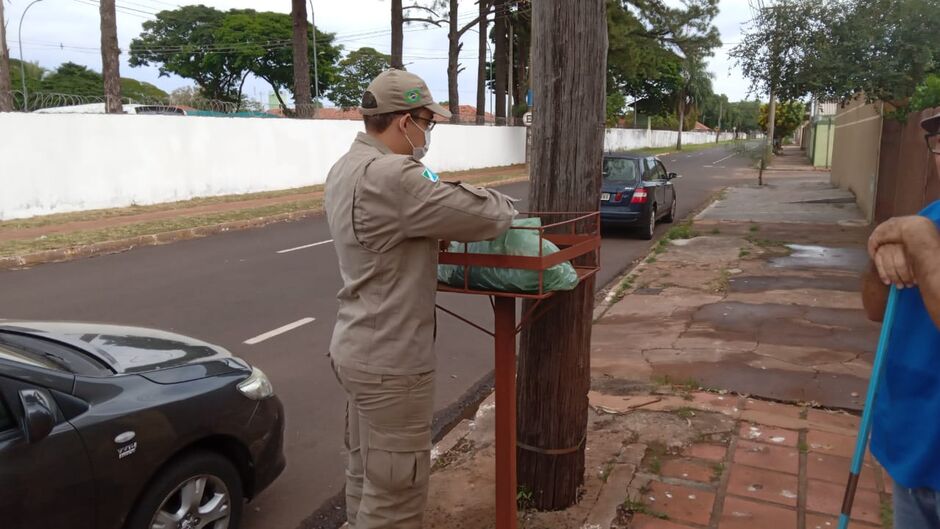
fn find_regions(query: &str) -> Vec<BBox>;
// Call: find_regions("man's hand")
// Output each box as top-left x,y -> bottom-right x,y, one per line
873,243 -> 916,288
868,216 -> 936,258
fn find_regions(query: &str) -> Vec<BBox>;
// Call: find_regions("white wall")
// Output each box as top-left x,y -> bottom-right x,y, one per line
0,114 -> 528,220
604,128 -> 736,152
1,113 -> 736,220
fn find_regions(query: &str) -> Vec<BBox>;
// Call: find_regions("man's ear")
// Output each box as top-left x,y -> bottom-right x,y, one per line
398,113 -> 411,134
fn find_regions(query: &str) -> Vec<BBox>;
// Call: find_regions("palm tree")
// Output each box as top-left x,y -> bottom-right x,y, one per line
675,54 -> 713,150
0,0 -> 13,112
99,0 -> 123,113
291,0 -> 313,118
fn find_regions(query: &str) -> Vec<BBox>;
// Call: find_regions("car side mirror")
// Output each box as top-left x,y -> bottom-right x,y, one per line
667,172 -> 680,180
19,389 -> 56,443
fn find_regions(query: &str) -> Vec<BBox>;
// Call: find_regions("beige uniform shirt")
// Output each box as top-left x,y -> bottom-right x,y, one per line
325,133 -> 517,375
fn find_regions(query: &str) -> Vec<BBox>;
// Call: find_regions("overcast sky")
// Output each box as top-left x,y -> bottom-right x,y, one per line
6,0 -> 761,111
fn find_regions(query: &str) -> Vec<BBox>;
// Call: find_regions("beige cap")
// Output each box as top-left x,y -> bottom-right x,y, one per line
359,69 -> 452,118
922,112 -> 940,134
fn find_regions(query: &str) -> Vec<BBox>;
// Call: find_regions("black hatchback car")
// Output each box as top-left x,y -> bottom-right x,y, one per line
600,153 -> 680,239
0,321 -> 285,529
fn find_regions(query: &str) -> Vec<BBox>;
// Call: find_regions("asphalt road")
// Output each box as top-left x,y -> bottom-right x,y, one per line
0,143 -> 755,529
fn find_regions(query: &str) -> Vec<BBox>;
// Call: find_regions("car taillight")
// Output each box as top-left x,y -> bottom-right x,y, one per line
631,188 -> 648,204
614,192 -> 623,202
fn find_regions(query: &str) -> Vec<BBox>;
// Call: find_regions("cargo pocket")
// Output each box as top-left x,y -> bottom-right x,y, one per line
364,429 -> 431,492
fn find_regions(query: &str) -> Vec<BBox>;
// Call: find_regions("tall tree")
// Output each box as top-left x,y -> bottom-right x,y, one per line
517,0 -> 607,511
675,54 -> 713,150
100,0 -> 124,113
130,6 -> 244,102
604,0 -> 719,127
130,8 -> 341,109
0,0 -> 13,112
390,1 -> 443,70
328,47 -> 390,109
291,0 -> 314,118
492,0 -> 508,124
430,0 -> 495,122
476,0 -> 489,124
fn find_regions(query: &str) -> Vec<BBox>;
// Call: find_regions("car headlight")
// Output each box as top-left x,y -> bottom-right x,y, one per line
237,367 -> 274,400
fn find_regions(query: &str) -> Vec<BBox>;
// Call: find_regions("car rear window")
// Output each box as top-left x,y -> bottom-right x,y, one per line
603,158 -> 638,184
0,333 -> 110,375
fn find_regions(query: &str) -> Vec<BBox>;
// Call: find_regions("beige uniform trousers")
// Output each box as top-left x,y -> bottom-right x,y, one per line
333,362 -> 435,529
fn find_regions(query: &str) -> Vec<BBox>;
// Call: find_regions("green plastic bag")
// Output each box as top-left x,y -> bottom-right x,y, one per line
437,218 -> 579,293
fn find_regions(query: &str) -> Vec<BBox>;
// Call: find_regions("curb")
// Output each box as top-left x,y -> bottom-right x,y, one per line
0,209 -> 322,271
0,177 -> 531,271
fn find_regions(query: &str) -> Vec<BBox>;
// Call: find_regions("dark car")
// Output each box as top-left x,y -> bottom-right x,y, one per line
600,153 -> 680,239
0,321 -> 285,529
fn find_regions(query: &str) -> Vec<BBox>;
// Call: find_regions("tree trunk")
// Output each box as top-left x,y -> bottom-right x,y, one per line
476,0 -> 488,124
676,98 -> 685,151
517,0 -> 607,511
391,0 -> 404,69
447,0 -> 460,123
0,0 -> 13,112
767,91 -> 777,155
100,0 -> 123,114
493,0 -> 507,125
291,0 -> 313,118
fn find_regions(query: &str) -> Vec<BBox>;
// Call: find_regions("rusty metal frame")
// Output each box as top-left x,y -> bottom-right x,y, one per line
434,211 -> 601,529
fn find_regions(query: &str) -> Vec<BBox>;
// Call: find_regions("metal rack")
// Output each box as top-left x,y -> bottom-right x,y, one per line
435,212 -> 601,529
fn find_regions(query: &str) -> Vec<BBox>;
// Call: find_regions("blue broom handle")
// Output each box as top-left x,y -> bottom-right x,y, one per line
850,286 -> 899,472
838,286 -> 900,529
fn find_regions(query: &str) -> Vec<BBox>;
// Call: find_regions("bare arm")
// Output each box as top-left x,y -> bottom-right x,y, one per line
862,262 -> 890,322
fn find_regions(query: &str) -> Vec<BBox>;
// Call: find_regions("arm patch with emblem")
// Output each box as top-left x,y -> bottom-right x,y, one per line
422,168 -> 440,183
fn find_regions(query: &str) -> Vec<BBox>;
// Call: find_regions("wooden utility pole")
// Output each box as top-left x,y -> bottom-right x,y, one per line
99,0 -> 123,114
0,0 -> 13,112
476,0 -> 489,124
391,0 -> 404,69
291,0 -> 314,118
517,0 -> 607,510
493,0 -> 507,125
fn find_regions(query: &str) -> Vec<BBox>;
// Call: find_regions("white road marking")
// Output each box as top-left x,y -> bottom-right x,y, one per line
712,152 -> 738,164
277,239 -> 334,254
244,317 -> 316,345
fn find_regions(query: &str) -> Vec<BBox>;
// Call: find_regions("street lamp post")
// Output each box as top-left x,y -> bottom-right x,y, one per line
18,0 -> 44,112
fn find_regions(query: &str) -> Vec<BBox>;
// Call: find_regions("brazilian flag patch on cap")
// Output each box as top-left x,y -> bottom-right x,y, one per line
422,168 -> 440,183
404,88 -> 422,104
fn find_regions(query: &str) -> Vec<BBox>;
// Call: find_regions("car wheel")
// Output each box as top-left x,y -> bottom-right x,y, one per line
663,196 -> 678,223
640,205 -> 656,240
126,450 -> 243,529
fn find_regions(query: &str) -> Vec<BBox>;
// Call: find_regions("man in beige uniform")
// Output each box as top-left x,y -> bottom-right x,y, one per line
324,69 -> 517,529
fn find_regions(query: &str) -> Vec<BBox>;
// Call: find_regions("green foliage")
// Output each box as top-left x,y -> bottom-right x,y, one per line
733,0 -> 940,105
758,101 -> 806,140
129,6 -> 341,104
8,60 -> 166,110
808,0 -> 940,103
328,47 -> 390,110
730,0 -> 830,101
910,74 -> 940,114
605,0 -> 720,124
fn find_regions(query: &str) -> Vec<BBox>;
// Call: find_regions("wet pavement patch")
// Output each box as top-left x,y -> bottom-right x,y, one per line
770,245 -> 868,272
729,275 -> 862,293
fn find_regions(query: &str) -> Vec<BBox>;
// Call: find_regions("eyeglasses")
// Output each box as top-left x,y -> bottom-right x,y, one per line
410,115 -> 437,132
927,133 -> 940,155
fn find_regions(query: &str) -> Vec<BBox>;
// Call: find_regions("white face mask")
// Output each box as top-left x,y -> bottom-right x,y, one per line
405,115 -> 432,161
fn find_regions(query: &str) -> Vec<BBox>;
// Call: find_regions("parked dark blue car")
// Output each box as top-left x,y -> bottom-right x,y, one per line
600,153 -> 679,239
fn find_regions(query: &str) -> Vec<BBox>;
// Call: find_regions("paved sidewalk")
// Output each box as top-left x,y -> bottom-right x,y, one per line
420,150 -> 890,528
